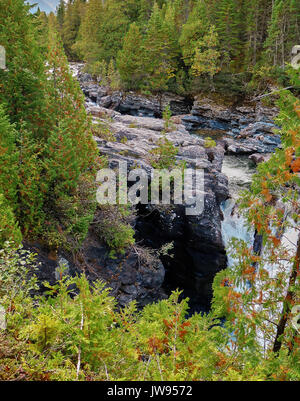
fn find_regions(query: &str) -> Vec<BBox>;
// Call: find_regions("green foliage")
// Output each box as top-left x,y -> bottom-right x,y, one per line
162,104 -> 174,132
51,0 -> 300,96
149,135 -> 178,169
0,105 -> 19,208
0,259 -> 298,380
91,120 -> 116,142
180,0 -> 211,68
264,0 -> 300,67
141,2 -> 179,92
61,0 -> 83,60
0,3 -> 98,250
96,205 -> 135,257
0,195 -> 22,248
190,26 -> 221,79
0,0 -> 49,133
204,137 -> 217,148
117,22 -> 144,90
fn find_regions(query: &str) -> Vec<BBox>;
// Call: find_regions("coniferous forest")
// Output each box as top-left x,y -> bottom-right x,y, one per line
0,0 -> 299,382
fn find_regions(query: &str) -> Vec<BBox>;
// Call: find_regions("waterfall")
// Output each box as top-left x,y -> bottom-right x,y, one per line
221,155 -> 299,350
221,155 -> 256,268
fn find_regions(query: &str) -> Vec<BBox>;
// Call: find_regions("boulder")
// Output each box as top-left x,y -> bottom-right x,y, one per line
249,153 -> 271,165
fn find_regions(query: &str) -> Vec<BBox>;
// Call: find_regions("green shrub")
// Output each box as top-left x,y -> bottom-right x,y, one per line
149,135 -> 178,169
0,193 -> 22,248
96,205 -> 135,257
204,137 -> 216,148
162,104 -> 174,132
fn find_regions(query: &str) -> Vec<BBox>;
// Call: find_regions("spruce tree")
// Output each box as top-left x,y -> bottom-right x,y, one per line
215,0 -> 244,71
0,0 -> 49,134
44,25 -> 99,248
190,25 -> 221,79
179,0 -> 211,68
56,0 -> 65,31
62,0 -> 83,60
0,105 -> 19,210
264,0 -> 300,67
142,2 -> 178,92
117,22 -> 145,90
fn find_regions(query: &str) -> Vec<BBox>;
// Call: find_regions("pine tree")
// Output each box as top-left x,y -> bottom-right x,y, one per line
215,0 -> 244,71
0,105 -> 19,210
62,0 -> 83,60
190,25 -> 221,79
44,25 -> 99,248
142,2 -> 178,92
264,0 -> 300,67
179,0 -> 211,68
117,22 -> 145,89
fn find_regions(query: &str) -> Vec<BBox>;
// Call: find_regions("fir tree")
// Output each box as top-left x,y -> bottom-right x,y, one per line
62,0 -> 83,60
117,22 -> 145,90
215,0 -> 244,70
180,0 -> 211,68
0,105 -> 19,210
190,25 -> 221,79
44,25 -> 99,248
142,2 -> 178,92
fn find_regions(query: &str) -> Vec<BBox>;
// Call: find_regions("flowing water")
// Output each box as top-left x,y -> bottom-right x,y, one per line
221,155 -> 256,267
221,153 -> 298,350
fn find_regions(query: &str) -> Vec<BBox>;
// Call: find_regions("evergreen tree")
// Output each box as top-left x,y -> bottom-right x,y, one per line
62,0 -> 83,60
74,0 -> 104,64
264,0 -> 300,67
142,2 -> 178,92
44,25 -> 99,248
190,25 -> 221,79
0,193 -> 22,248
244,0 -> 272,67
117,22 -> 145,89
56,0 -> 65,31
180,0 -> 211,68
0,105 -> 19,210
215,0 -> 244,70
0,0 -> 49,134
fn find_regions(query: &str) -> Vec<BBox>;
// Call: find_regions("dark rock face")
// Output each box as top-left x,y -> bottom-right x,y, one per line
34,63 -> 278,312
181,97 -> 280,155
90,105 -> 229,312
25,237 -> 166,309
135,185 -> 228,313
93,90 -> 192,117
74,63 -> 192,117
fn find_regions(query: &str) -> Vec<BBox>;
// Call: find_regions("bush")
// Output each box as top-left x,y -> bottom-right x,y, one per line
96,205 -> 135,257
204,137 -> 216,148
149,135 -> 178,169
0,193 -> 22,248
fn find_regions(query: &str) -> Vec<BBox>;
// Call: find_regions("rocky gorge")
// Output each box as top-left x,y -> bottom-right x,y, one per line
30,63 -> 281,313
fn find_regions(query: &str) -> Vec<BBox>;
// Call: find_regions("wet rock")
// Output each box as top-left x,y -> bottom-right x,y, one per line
249,153 -> 271,165
98,95 -> 113,108
88,105 -> 120,119
239,121 -> 276,137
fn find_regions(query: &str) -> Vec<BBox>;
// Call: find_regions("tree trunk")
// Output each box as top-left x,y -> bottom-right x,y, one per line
273,233 -> 300,353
